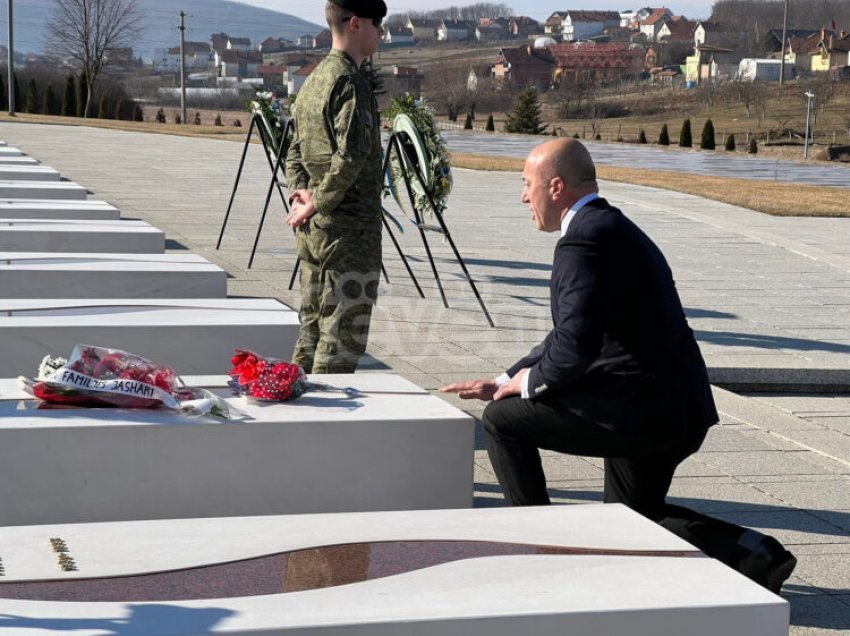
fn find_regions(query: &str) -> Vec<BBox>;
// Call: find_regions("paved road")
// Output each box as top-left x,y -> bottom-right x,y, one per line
442,130 -> 850,188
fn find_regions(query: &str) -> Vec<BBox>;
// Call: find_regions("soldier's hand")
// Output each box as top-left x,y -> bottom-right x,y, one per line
287,199 -> 316,228
439,379 -> 498,401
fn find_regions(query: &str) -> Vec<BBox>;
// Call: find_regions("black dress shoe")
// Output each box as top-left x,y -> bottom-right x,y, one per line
737,534 -> 797,594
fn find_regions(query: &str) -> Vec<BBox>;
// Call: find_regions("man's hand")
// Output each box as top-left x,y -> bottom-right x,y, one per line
493,368 -> 528,400
287,189 -> 316,229
439,379 -> 498,401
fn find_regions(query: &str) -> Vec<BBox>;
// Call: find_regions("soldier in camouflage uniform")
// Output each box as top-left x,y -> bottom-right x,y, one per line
285,0 -> 387,374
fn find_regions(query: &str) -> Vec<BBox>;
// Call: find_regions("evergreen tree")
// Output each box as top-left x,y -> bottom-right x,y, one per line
463,113 -> 473,129
98,94 -> 110,119
133,104 -> 144,121
77,72 -> 88,117
594,133 -> 601,140
679,118 -> 692,148
174,113 -> 182,124
638,128 -> 647,144
42,84 -> 57,115
485,114 -> 494,131
114,99 -> 125,120
156,108 -> 166,123
725,133 -> 736,151
61,75 -> 77,117
700,118 -> 716,149
0,74 -> 6,111
748,138 -> 758,154
24,78 -> 39,114
503,88 -> 547,135
214,113 -> 223,126
193,112 -> 202,125
658,123 -> 670,145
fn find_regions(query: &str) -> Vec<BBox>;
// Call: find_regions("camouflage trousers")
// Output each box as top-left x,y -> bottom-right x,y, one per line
293,219 -> 382,374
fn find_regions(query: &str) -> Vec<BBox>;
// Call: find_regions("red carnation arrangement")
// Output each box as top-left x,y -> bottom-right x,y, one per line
229,350 -> 307,402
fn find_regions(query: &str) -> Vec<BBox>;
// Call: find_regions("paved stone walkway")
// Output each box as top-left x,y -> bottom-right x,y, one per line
1,121 -> 847,633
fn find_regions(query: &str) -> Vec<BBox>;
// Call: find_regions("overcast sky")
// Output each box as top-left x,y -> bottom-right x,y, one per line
235,1 -> 716,28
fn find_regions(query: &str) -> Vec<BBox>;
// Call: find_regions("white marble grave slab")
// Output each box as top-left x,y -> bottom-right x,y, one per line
0,199 -> 120,220
0,373 -> 473,525
0,155 -> 39,165
0,506 -> 788,635
0,146 -> 23,157
0,165 -> 60,181
0,181 -> 87,200
0,298 -> 299,376
0,253 -> 227,298
0,219 -> 163,252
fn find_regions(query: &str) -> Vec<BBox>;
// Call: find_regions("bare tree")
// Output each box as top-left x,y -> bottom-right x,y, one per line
47,0 -> 142,118
423,61 -> 469,122
723,80 -> 766,119
801,76 -> 837,124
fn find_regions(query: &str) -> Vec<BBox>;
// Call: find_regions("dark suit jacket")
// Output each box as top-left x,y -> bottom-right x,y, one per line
507,197 -> 718,440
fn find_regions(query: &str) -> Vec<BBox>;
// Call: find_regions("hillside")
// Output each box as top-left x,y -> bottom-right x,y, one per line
0,0 -> 322,59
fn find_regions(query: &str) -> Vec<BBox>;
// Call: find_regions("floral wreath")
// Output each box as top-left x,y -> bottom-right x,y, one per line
247,91 -> 287,150
383,94 -> 452,219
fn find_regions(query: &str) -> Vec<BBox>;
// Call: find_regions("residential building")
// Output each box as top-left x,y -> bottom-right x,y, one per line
761,28 -> 824,54
686,46 -> 751,83
737,58 -> 795,81
476,24 -> 506,43
385,65 -> 424,97
288,59 -> 320,95
784,34 -> 822,73
812,29 -> 850,72
619,10 -> 638,28
406,18 -> 440,41
437,19 -> 473,42
549,42 -> 644,84
639,8 -> 673,42
257,65 -> 287,88
227,36 -> 252,51
153,41 -> 211,73
657,19 -> 695,43
492,44 -> 556,90
218,49 -> 263,79
259,37 -> 293,53
313,29 -> 333,49
508,16 -> 541,38
544,12 -> 568,36
562,11 -> 620,43
382,26 -> 414,46
693,21 -> 746,50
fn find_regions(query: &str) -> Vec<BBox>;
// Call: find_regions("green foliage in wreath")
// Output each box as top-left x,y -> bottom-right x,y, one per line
383,93 -> 453,218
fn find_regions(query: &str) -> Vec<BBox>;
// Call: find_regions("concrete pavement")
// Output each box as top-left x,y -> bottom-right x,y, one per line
0,121 -> 847,633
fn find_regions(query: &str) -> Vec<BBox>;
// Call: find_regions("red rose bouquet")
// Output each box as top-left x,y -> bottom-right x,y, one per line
228,350 -> 307,402
21,344 -> 242,419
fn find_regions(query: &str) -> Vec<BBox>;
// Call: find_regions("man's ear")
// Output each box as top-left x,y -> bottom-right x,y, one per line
549,176 -> 565,200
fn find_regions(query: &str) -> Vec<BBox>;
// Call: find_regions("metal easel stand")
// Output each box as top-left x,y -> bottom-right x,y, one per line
216,111 -> 290,254
384,132 -> 495,328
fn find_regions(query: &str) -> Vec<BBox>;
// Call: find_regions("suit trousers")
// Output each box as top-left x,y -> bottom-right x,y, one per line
482,394 -> 746,568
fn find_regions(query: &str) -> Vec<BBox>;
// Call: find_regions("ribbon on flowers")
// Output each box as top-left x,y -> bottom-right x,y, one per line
43,367 -> 180,410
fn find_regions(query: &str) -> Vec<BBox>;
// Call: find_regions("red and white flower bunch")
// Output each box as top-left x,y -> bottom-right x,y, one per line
22,344 -> 240,419
229,350 -> 307,402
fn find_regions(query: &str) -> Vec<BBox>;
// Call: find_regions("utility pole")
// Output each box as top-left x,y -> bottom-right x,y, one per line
7,0 -> 15,116
179,11 -> 187,125
779,0 -> 789,87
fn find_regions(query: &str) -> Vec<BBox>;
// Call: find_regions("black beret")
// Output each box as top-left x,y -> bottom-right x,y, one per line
329,0 -> 387,19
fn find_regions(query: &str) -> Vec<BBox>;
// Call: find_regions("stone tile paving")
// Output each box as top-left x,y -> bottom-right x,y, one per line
1,121 -> 848,632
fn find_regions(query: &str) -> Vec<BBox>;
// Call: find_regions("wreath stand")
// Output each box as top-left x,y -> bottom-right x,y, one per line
215,109 -> 423,295
385,130 -> 495,328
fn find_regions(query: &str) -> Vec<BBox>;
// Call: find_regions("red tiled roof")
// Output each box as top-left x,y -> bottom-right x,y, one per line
788,35 -> 820,54
294,60 -> 320,76
567,10 -> 620,23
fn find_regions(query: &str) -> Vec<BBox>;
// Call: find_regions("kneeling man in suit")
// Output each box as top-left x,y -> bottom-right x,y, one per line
441,138 -> 796,593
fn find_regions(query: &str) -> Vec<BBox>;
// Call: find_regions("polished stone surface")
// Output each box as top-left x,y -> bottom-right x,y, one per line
0,374 -> 473,525
0,298 -> 299,375
0,199 -> 120,220
0,506 -> 786,636
0,165 -> 60,181
0,219 -> 164,253
0,181 -> 87,199
0,252 -> 227,298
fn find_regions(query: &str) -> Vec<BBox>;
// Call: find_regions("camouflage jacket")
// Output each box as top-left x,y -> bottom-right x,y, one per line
285,49 -> 382,224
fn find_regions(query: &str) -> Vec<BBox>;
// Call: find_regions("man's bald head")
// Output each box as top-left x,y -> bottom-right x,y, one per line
527,138 -> 597,191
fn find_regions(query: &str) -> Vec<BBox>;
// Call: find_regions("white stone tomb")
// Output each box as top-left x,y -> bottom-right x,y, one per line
0,297 -> 299,376
0,373 -> 474,525
0,165 -> 60,181
0,219 -> 164,253
0,155 -> 40,165
0,181 -> 87,200
0,199 -> 120,220
0,253 -> 227,298
0,506 -> 788,635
